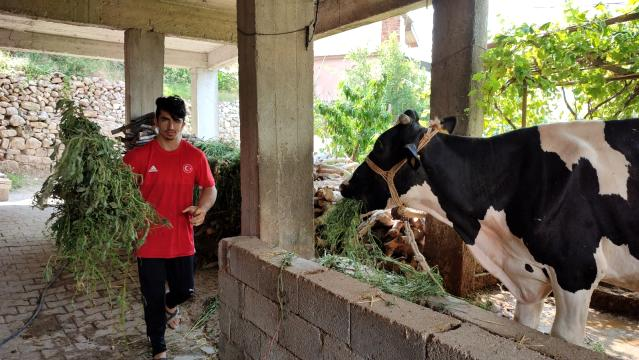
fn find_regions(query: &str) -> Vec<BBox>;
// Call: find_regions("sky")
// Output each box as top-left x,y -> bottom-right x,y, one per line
316,0 -> 630,63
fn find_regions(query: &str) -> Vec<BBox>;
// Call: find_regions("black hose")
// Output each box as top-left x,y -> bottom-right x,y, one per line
0,264 -> 67,348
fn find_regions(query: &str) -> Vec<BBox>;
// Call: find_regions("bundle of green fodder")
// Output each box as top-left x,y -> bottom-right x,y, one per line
316,198 -> 446,304
193,139 -> 241,265
35,99 -> 162,310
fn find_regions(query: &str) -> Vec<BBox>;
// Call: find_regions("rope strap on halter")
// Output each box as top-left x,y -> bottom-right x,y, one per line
365,126 -> 440,207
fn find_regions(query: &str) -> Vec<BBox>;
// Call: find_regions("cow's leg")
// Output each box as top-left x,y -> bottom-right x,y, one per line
550,285 -> 596,344
514,300 -> 544,329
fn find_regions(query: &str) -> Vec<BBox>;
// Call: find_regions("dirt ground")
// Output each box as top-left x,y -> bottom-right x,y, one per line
472,286 -> 639,360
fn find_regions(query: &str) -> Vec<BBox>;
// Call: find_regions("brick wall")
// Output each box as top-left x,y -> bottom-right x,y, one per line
218,237 -> 607,360
381,16 -> 401,42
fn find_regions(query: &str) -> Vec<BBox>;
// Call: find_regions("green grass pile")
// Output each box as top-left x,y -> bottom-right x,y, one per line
316,199 -> 446,303
193,139 -> 241,264
34,99 -> 162,312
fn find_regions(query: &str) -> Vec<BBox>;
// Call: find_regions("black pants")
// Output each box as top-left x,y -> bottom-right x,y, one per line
137,255 -> 195,356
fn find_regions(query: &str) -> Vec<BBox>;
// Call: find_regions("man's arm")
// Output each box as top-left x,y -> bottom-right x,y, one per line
182,186 -> 217,226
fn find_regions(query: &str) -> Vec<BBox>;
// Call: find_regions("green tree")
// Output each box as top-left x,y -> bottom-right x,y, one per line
315,78 -> 392,161
163,67 -> 191,99
473,2 -> 639,136
0,51 -> 124,80
315,36 -> 430,160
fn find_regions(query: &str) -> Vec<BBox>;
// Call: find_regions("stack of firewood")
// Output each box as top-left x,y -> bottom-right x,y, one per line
381,217 -> 428,270
111,112 -> 200,150
313,158 -> 358,218
111,112 -> 155,150
313,157 -> 429,271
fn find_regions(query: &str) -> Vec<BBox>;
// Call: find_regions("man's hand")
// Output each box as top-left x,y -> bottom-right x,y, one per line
182,206 -> 206,227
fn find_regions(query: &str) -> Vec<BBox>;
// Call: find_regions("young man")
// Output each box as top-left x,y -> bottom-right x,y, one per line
123,96 -> 217,360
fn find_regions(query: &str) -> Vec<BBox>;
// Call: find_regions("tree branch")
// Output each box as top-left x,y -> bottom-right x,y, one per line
613,84 -> 639,118
561,87 -> 577,119
493,102 -> 517,130
585,81 -> 633,119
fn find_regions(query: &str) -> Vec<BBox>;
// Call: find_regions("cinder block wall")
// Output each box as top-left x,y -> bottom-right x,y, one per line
218,236 -> 610,360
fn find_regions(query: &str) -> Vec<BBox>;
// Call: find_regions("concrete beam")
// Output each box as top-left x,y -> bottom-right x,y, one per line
0,28 -> 208,68
0,0 -> 236,43
207,45 -> 238,69
238,0 -> 315,258
125,29 -> 164,123
315,0 -> 428,39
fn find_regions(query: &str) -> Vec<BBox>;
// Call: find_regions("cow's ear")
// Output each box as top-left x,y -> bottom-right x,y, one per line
404,143 -> 421,169
441,116 -> 457,134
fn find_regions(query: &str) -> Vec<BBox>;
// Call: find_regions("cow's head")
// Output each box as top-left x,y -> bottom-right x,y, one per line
340,110 -> 456,212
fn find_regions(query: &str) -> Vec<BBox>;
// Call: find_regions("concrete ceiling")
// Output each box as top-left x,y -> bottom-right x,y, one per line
0,12 -> 236,68
0,0 -> 426,68
0,13 -> 224,54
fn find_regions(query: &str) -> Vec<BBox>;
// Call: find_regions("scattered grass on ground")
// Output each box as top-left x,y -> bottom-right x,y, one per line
5,172 -> 27,190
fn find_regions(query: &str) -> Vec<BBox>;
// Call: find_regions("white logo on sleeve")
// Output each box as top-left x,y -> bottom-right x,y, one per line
148,165 -> 158,173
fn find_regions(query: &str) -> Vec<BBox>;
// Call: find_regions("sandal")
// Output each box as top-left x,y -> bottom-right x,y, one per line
166,307 -> 180,330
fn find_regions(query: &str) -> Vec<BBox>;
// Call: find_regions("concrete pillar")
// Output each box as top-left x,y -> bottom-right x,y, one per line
237,0 -> 315,258
124,29 -> 164,123
431,0 -> 488,137
428,0 -> 491,296
190,68 -> 220,139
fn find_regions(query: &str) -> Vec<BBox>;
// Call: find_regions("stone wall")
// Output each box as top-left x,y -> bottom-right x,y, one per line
0,72 -> 125,174
218,236 -> 607,360
0,72 -> 241,174
218,100 -> 240,144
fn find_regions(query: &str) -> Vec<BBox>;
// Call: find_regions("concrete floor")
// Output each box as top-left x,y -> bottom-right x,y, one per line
0,185 -> 220,359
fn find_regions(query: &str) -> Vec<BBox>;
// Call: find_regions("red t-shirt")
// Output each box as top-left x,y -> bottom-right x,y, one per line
123,139 -> 215,258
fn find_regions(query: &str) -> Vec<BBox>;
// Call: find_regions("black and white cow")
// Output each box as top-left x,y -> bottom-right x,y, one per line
340,110 -> 639,344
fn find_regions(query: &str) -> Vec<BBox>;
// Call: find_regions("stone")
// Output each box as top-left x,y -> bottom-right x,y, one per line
30,121 -> 48,129
51,77 -> 63,84
16,126 -> 33,138
0,159 -> 18,172
9,115 -> 26,127
21,101 -> 40,111
1,138 -> 8,149
35,148 -> 48,157
6,107 -> 18,116
0,129 -> 17,137
0,107 -> 5,115
42,138 -> 53,148
199,346 -> 216,355
37,112 -> 49,121
44,106 -> 54,113
79,99 -> 90,107
9,137 -> 26,150
84,110 -> 98,118
26,137 -> 42,149
24,148 -> 36,155
0,101 -> 9,107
